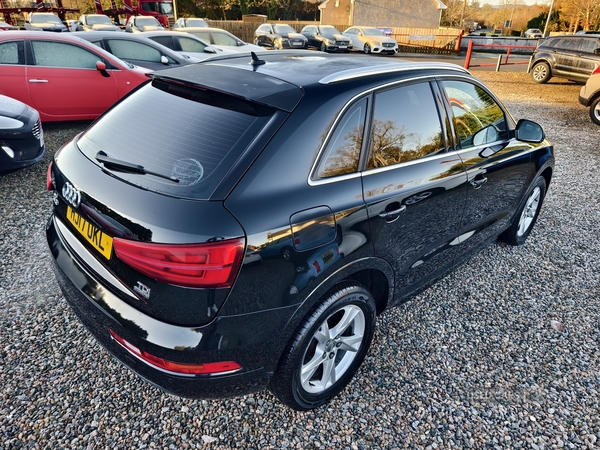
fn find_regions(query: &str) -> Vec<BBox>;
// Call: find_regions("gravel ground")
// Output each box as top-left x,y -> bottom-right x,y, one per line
1,71 -> 599,449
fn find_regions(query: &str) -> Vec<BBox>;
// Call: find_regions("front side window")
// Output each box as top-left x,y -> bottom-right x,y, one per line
367,82 -> 444,169
441,80 -> 507,149
212,32 -> 237,46
178,36 -> 207,52
107,39 -> 171,64
315,98 -> 367,179
32,41 -> 99,69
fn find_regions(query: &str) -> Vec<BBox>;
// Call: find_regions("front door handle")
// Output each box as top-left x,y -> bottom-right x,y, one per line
469,176 -> 487,189
29,79 -> 49,83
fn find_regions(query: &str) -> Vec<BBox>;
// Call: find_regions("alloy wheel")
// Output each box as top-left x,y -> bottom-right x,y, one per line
517,186 -> 541,236
300,305 -> 365,394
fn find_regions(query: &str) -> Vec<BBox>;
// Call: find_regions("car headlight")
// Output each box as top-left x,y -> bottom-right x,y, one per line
0,116 -> 24,130
325,38 -> 334,44
281,37 -> 289,43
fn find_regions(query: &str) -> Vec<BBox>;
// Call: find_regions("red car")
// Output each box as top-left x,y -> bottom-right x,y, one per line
0,31 -> 150,122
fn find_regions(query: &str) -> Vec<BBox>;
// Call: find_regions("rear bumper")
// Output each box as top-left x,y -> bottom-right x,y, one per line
46,215 -> 297,399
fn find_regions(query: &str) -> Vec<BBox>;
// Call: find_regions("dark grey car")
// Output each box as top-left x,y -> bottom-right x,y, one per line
530,35 -> 600,83
72,31 -> 201,71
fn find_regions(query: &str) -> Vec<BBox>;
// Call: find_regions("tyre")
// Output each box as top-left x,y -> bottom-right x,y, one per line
320,42 -> 327,52
499,176 -> 546,245
363,43 -> 371,54
531,61 -> 551,84
589,96 -> 600,125
270,282 -> 376,410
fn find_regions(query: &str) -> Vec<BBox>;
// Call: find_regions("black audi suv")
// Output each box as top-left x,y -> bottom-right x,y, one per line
46,51 -> 554,410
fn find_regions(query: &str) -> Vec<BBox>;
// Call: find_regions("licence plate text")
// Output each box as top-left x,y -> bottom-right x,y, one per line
66,206 -> 113,259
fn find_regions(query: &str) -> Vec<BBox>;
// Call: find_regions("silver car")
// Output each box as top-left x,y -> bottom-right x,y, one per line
342,26 -> 397,55
578,70 -> 600,125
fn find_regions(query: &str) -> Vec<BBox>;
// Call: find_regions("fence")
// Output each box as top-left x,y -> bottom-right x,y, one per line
463,40 -> 536,71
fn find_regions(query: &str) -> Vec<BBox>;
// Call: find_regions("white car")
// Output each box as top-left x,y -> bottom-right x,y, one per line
524,28 -> 543,39
175,27 -> 264,53
342,26 -> 398,55
141,30 -> 235,60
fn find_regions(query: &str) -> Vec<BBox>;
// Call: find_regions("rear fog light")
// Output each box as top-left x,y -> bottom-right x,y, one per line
108,329 -> 242,375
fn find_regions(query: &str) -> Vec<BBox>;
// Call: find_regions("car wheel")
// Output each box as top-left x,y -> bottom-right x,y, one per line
320,42 -> 327,52
589,96 -> 600,125
499,176 -> 546,245
363,43 -> 371,54
531,62 -> 551,84
270,282 -> 376,410
254,38 -> 261,46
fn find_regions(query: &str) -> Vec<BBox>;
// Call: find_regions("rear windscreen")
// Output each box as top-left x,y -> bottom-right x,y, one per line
77,80 -> 275,200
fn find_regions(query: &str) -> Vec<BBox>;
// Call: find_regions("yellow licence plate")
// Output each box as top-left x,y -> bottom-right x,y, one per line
66,206 -> 113,260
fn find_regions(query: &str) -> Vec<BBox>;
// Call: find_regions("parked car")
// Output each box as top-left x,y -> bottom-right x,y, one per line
524,28 -> 543,38
575,30 -> 600,35
254,23 -> 307,49
77,14 -> 122,32
0,31 -> 150,121
0,21 -> 20,31
342,26 -> 398,54
141,30 -> 230,59
175,27 -> 264,53
530,34 -> 600,83
172,17 -> 208,29
0,94 -> 45,174
74,31 -> 202,71
24,12 -> 69,33
46,51 -> 553,411
125,16 -> 164,33
300,25 -> 351,52
578,68 -> 600,124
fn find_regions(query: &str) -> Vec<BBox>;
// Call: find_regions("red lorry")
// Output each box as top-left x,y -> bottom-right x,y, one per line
96,0 -> 175,28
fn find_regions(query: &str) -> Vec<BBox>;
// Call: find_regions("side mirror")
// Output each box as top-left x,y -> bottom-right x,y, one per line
160,55 -> 169,65
594,48 -> 600,55
515,119 -> 545,143
204,45 -> 217,53
96,61 -> 110,77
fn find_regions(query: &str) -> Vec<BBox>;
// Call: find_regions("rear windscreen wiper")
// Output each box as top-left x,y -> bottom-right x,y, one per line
95,151 -> 179,183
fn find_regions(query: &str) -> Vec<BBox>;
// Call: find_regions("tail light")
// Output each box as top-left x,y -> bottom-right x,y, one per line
109,329 -> 242,376
592,64 -> 600,76
113,237 -> 245,288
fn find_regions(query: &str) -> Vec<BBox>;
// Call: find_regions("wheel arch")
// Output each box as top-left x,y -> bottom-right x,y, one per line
268,257 -> 393,373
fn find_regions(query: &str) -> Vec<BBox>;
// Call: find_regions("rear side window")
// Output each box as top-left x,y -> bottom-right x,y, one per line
77,81 -> 275,200
0,41 -> 23,64
367,82 -> 444,169
315,97 -> 367,179
580,38 -> 600,53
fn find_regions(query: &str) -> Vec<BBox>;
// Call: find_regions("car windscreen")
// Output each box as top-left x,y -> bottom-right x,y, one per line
76,81 -> 275,200
32,14 -> 62,24
274,25 -> 296,34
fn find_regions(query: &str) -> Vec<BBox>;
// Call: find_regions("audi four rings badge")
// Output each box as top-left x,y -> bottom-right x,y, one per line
62,182 -> 81,208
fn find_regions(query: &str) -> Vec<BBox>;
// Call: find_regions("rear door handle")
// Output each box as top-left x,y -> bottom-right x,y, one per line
469,176 -> 487,189
379,204 -> 406,222
29,79 -> 49,83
